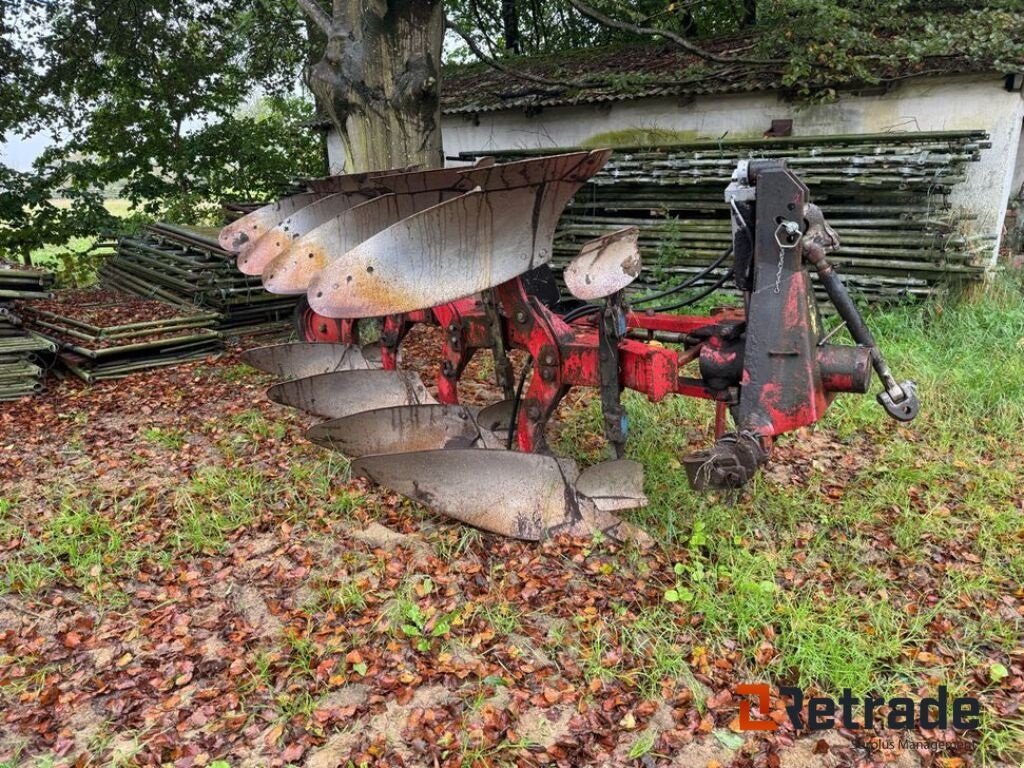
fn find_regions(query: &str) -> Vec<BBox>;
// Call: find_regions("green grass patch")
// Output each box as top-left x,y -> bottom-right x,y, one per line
29,199 -> 134,268
554,282 -> 1024,759
140,426 -> 187,450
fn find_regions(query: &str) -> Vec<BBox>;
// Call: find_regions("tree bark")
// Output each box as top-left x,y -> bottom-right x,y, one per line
742,0 -> 756,27
501,0 -> 520,53
301,0 -> 444,173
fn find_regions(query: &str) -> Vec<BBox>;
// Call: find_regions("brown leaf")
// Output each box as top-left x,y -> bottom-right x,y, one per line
264,723 -> 284,747
280,742 -> 304,762
705,689 -> 733,710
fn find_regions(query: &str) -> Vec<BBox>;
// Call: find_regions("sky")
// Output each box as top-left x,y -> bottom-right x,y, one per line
1,93 -> 271,174
1,131 -> 54,172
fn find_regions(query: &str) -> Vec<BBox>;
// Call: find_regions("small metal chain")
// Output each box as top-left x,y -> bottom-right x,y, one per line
774,246 -> 785,294
772,221 -> 801,294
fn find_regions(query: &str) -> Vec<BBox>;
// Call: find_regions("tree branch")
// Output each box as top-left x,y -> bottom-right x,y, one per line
446,20 -> 606,89
295,0 -> 332,35
447,20 -> 771,94
331,0 -> 352,37
564,0 -> 782,66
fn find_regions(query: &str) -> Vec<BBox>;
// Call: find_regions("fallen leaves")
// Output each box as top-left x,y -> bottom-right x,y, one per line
1,328 -> 1022,767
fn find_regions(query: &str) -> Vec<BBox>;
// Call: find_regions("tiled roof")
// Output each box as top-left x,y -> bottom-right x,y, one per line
439,41 -> 1004,115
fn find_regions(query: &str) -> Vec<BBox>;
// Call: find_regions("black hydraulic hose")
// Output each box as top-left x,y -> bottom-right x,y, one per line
631,246 -> 734,306
506,355 -> 534,450
646,269 -> 733,313
562,303 -> 601,324
561,247 -> 735,322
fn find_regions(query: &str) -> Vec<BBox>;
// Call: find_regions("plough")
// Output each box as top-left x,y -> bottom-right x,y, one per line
220,151 -> 919,541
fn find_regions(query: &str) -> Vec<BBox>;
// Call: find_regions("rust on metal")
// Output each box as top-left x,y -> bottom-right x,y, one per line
307,404 -> 480,455
307,151 -> 612,318
373,164 -> 478,195
219,192 -> 320,254
563,227 -> 641,301
262,191 -> 464,295
237,192 -> 376,277
304,166 -> 415,195
266,369 -> 435,419
241,342 -> 375,380
221,166 -> 420,260
457,150 -> 610,189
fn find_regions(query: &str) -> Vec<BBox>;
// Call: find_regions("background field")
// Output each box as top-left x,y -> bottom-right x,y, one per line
25,200 -> 135,274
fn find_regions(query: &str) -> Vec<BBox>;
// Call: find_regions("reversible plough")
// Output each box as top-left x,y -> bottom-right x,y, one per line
219,151 -> 919,541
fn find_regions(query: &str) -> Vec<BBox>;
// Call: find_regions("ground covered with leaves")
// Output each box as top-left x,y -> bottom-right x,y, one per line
1,290 -> 1022,768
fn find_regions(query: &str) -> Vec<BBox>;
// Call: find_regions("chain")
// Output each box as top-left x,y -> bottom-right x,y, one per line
774,246 -> 785,294
772,221 -> 801,295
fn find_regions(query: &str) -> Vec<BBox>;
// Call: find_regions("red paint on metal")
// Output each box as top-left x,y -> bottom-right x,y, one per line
298,301 -> 356,344
309,268 -> 866,462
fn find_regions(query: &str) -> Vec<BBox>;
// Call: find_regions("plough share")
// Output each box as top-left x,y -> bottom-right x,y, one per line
220,151 -> 919,541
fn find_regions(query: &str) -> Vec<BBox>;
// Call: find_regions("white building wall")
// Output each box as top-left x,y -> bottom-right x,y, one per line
327,73 -> 1024,262
1013,116 -> 1024,201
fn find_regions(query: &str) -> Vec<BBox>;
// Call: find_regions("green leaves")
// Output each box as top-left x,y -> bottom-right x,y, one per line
1,1 -> 320,271
714,730 -> 745,750
990,663 -> 1010,683
663,586 -> 694,603
398,600 -> 457,653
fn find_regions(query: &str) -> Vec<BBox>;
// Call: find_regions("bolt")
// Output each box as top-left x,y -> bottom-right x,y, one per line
515,311 -> 527,324
527,405 -> 540,419
441,360 -> 455,378
541,367 -> 554,381
542,352 -> 555,366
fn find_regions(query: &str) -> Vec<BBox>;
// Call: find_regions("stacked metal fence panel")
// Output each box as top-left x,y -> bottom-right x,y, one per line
458,130 -> 992,303
0,260 -> 55,302
0,261 -> 56,399
0,333 -> 56,399
100,222 -> 298,333
19,287 -> 224,383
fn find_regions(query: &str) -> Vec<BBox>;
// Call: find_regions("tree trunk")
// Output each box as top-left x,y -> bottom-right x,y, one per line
742,0 -> 756,27
304,0 -> 445,173
502,0 -> 520,53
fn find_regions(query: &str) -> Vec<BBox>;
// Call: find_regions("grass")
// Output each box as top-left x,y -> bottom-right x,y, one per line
2,280 -> 1023,764
554,279 -> 1024,761
0,457 -> 346,597
0,494 -> 146,604
28,199 -> 135,272
140,426 -> 187,450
